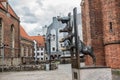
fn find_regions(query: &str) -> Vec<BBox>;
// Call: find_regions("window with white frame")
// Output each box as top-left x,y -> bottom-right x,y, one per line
37,53 -> 39,56
52,47 -> 55,51
41,47 -> 43,51
41,58 -> 43,60
41,52 -> 43,56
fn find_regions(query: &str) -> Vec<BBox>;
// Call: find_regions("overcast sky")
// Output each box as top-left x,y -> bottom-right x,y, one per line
9,0 -> 82,36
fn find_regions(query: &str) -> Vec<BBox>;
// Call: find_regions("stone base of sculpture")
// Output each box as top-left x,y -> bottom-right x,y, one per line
72,66 -> 112,80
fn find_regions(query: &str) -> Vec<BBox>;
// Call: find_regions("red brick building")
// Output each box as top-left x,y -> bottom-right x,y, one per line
81,0 -> 120,69
20,26 -> 34,64
0,2 -> 20,66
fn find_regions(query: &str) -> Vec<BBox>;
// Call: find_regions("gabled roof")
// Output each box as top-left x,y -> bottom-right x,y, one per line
20,25 -> 33,41
8,4 -> 19,19
0,2 -> 19,20
20,25 -> 45,46
31,36 -> 45,47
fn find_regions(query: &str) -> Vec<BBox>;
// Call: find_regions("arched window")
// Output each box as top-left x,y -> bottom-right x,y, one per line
51,29 -> 56,40
11,24 -> 15,57
26,47 -> 28,57
21,45 -> 24,57
30,48 -> 32,57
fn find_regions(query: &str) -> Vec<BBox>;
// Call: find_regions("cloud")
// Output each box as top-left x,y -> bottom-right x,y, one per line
21,7 -> 39,23
28,26 -> 42,36
9,0 -> 82,36
36,0 -> 44,7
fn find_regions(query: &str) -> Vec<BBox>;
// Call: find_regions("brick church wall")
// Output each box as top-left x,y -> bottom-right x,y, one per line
81,0 -> 120,69
0,6 -> 20,66
101,0 -> 120,69
81,0 -> 105,66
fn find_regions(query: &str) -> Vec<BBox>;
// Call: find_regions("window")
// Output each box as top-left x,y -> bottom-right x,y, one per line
41,58 -> 43,60
52,34 -> 55,40
109,22 -> 113,32
37,58 -> 39,60
21,46 -> 24,57
30,48 -> 32,57
41,48 -> 43,50
37,53 -> 39,56
61,44 -> 63,47
37,47 -> 39,50
51,29 -> 56,40
24,47 -> 26,56
52,47 -> 55,51
11,24 -> 15,57
26,47 -> 28,56
41,52 -> 43,55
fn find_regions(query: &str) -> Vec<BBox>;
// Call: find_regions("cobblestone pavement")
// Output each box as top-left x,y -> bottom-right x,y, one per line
0,64 -> 120,80
112,74 -> 120,80
0,64 -> 72,80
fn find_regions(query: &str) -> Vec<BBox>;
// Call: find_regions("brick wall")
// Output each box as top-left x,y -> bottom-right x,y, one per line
0,8 -> 20,66
82,0 -> 92,45
101,0 -> 120,69
20,38 -> 34,64
81,0 -> 105,66
105,44 -> 120,69
81,0 -> 120,69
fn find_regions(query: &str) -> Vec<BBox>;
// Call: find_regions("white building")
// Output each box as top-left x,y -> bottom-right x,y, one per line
32,36 -> 48,63
60,13 -> 82,58
46,13 -> 82,62
46,17 -> 65,60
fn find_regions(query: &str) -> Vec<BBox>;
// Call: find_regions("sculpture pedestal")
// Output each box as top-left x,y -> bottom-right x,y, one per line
72,67 -> 112,80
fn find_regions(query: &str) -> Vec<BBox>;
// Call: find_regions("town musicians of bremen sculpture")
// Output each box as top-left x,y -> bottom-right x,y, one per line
58,9 -> 96,66
64,39 -> 96,65
58,8 -> 112,80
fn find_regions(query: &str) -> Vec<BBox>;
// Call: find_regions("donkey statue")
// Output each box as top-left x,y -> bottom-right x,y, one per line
64,39 -> 96,65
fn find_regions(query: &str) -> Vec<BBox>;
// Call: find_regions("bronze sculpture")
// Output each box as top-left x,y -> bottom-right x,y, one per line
64,39 -> 96,65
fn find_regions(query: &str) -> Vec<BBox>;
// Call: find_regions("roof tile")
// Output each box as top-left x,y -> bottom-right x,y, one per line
20,25 -> 33,41
31,36 -> 45,47
20,26 -> 45,47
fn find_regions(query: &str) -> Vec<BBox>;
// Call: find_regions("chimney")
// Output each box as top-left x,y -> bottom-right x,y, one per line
38,34 -> 40,36
53,17 -> 57,22
45,25 -> 47,28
